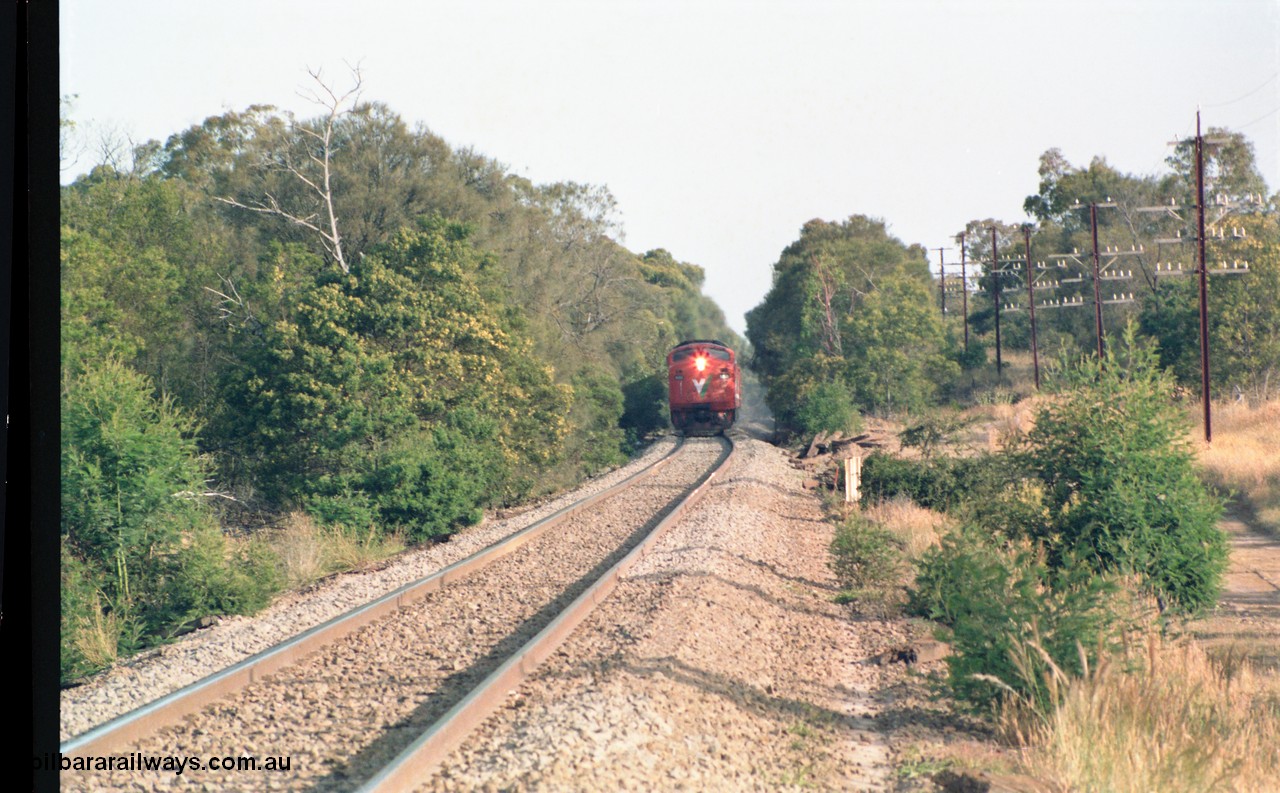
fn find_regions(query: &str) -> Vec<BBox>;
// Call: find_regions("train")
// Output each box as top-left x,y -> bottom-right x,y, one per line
667,339 -> 741,435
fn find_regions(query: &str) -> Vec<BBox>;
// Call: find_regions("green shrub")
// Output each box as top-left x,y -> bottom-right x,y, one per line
899,413 -> 967,458
765,352 -> 861,437
220,226 -> 572,523
566,369 -> 629,474
911,528 -> 1127,713
619,373 -> 669,447
859,452 -> 1009,513
950,336 -> 988,372
61,356 -> 279,680
830,513 -> 905,610
305,410 -> 507,541
1023,326 -> 1227,612
795,381 -> 863,437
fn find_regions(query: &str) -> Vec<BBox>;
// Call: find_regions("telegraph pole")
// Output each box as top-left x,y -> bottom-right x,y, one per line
990,226 -> 1003,377
933,247 -> 947,316
1089,204 -> 1106,359
1022,225 -> 1041,389
957,232 -> 969,353
1195,110 -> 1212,442
1133,113 -> 1258,443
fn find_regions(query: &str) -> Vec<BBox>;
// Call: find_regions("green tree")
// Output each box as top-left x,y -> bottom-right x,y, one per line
1019,327 -> 1227,611
747,216 -> 949,429
220,221 -> 572,536
843,275 -> 958,413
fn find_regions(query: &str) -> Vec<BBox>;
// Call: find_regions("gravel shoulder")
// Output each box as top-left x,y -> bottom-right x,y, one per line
425,434 -> 914,791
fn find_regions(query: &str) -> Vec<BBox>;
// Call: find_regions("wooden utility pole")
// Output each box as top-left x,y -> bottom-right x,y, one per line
990,226 -> 1003,377
958,232 -> 969,353
1022,225 -> 1041,389
933,247 -> 947,316
1195,110 -> 1212,442
1134,113 -> 1257,443
1089,204 -> 1105,359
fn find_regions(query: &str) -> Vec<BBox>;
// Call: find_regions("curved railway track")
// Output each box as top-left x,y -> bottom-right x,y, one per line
66,435 -> 734,792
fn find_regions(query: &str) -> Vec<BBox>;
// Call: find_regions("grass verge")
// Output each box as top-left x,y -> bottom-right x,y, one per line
1008,630 -> 1280,792
1194,399 -> 1280,535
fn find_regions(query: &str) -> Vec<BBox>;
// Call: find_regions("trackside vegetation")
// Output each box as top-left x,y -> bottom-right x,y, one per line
838,330 -> 1227,710
743,131 -> 1274,786
59,87 -> 740,682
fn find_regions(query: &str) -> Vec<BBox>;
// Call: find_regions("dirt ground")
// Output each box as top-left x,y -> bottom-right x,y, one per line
1189,505 -> 1280,673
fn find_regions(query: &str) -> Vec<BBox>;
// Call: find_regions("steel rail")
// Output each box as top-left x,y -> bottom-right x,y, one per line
61,438 -> 687,758
357,434 -> 736,793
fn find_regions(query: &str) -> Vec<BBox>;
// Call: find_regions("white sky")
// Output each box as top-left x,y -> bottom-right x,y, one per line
61,0 -> 1280,334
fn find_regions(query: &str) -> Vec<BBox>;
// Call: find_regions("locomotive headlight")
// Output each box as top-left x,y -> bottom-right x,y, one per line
695,356 -> 707,372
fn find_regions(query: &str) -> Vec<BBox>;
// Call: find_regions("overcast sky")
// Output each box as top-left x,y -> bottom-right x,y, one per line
61,0 -> 1280,334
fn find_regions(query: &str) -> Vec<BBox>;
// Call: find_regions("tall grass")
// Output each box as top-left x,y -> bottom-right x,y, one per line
267,512 -> 406,589
1194,399 -> 1280,533
863,494 -> 949,558
1009,631 -> 1280,792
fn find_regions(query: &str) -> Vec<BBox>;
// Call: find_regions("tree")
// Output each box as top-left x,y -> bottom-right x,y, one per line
219,221 -> 572,536
1019,327 -> 1227,612
843,275 -> 958,413
216,67 -> 364,273
746,215 -> 947,428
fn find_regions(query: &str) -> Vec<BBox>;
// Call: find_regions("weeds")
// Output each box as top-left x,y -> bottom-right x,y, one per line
1011,631 -> 1280,792
268,512 -> 406,587
1195,399 -> 1280,534
829,513 -> 905,614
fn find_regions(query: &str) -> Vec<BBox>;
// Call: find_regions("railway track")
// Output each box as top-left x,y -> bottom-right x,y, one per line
65,435 -> 734,792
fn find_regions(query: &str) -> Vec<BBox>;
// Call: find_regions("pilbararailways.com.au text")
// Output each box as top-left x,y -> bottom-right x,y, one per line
36,752 -> 292,775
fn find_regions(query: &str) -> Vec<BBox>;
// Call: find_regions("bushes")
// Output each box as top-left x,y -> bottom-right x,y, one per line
859,452 -> 1010,513
910,529 -> 1129,712
619,372 -> 669,447
877,326 -> 1226,713
1020,328 -> 1227,612
794,382 -> 862,437
830,513 -> 905,606
61,356 -> 278,682
221,225 -> 573,526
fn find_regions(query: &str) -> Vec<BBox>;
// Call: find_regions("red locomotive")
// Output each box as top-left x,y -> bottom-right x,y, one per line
667,340 -> 741,435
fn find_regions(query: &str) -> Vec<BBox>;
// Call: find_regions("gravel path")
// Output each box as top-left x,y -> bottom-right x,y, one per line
422,434 -> 912,792
66,439 -> 726,792
1191,508 -> 1280,672
60,438 -> 679,743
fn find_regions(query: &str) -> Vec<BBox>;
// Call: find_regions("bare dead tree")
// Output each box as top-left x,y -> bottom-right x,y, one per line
216,64 -> 363,274
203,275 -> 246,321
811,255 -> 844,356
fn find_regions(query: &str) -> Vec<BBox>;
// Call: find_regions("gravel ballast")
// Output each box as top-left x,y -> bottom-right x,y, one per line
60,438 -> 679,743
423,434 -> 912,791
63,439 -> 727,792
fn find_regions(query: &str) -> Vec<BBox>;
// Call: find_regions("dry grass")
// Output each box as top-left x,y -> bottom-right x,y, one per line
953,398 -> 1041,453
1009,631 -> 1280,793
268,512 -> 406,588
863,494 -> 951,559
71,592 -> 121,670
270,512 -> 328,588
1194,399 -> 1280,533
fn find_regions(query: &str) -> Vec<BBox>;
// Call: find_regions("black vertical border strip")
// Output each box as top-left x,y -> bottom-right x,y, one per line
22,1 -> 61,791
